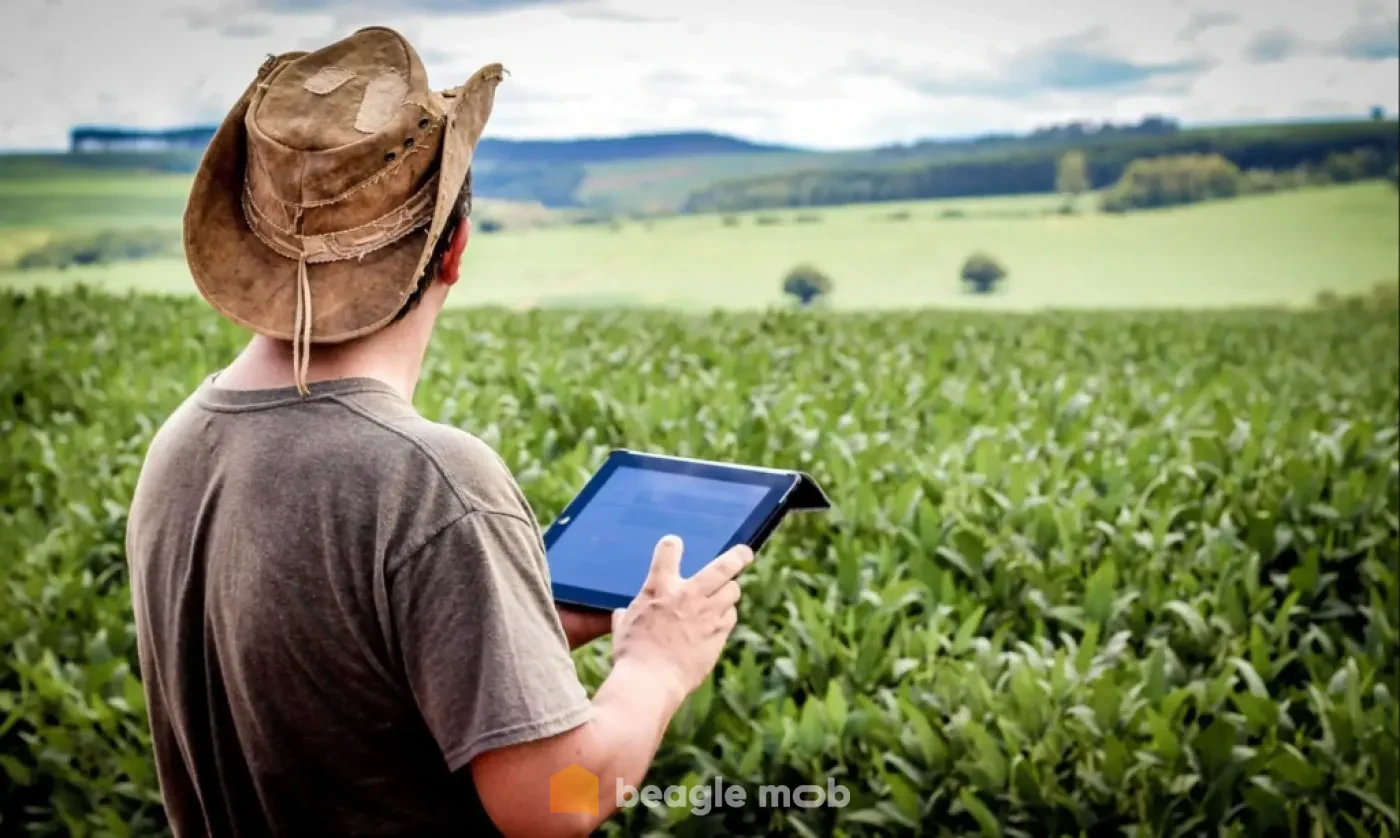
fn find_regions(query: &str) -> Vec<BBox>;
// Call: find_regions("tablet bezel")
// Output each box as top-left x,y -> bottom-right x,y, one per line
544,450 -> 798,611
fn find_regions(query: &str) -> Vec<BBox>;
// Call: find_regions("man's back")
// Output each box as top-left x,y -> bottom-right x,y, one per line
123,28 -> 754,836
126,376 -> 591,836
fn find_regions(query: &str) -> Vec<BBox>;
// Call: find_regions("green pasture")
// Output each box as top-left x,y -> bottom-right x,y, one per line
1,158 -> 1396,310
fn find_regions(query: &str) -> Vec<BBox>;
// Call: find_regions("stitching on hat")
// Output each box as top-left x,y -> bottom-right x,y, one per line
303,65 -> 356,95
299,119 -> 441,208
300,137 -> 431,208
244,142 -> 300,213
354,70 -> 408,134
242,172 -> 438,263
244,125 -> 436,211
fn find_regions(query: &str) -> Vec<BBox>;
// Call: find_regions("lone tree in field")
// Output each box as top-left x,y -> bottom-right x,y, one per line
1056,150 -> 1090,211
961,253 -> 1007,294
783,264 -> 833,307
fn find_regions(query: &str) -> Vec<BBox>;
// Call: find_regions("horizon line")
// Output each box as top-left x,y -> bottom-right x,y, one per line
4,111 -> 1390,156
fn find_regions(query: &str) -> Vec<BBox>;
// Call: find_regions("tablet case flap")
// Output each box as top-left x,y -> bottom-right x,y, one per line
787,472 -> 833,512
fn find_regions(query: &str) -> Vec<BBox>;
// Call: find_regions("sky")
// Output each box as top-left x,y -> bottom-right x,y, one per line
0,0 -> 1396,151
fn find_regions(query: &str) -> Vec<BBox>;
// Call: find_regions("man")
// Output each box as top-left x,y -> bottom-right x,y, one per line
126,26 -> 752,837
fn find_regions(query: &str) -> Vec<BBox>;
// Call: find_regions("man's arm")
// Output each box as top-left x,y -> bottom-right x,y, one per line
470,536 -> 750,838
469,658 -> 683,837
556,604 -> 612,650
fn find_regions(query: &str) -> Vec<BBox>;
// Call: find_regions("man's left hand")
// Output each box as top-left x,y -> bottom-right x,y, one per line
557,603 -> 613,650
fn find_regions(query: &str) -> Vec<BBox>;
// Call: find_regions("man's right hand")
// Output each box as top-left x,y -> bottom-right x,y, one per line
610,535 -> 753,703
470,534 -> 754,838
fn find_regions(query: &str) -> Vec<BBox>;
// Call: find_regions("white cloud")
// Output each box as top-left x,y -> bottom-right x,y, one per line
0,0 -> 1396,151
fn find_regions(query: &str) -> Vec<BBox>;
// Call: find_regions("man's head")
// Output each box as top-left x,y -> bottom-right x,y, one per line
181,27 -> 504,393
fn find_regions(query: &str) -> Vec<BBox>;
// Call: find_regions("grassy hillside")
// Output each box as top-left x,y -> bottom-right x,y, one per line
686,120 -> 1400,212
0,156 -> 565,263
574,119 -> 1399,213
19,119 -> 1396,214
4,182 -> 1396,311
576,151 -> 838,214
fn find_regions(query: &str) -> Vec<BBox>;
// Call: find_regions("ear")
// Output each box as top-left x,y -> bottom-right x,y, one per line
438,218 -> 471,287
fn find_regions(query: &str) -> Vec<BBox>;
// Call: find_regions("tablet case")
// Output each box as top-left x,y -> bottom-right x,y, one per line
782,470 -> 834,513
746,466 -> 833,547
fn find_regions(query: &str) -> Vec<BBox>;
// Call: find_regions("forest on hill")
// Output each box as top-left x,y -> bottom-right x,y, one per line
682,120 -> 1400,212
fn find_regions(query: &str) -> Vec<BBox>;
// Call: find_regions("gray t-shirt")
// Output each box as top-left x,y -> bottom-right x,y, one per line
125,375 -> 592,836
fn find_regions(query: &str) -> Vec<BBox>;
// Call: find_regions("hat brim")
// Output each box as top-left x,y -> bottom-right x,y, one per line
184,58 -> 503,344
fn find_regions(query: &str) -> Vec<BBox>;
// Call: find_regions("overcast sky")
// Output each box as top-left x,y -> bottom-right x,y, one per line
0,0 -> 1396,150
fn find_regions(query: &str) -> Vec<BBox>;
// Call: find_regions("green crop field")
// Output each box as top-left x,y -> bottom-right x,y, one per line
2,287 -> 1397,835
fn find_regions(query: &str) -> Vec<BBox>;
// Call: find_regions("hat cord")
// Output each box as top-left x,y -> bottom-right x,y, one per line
239,166 -> 440,398
290,193 -> 312,397
292,256 -> 312,396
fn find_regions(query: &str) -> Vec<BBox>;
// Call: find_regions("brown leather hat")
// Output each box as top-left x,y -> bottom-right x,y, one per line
183,26 -> 504,392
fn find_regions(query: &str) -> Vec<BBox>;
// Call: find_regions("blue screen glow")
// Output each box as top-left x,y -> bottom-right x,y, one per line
547,466 -> 772,600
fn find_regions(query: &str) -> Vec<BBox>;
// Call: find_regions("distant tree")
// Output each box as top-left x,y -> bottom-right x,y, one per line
1099,153 -> 1242,212
1055,150 -> 1090,210
782,264 -> 833,307
1302,163 -> 1334,188
477,218 -> 504,233
1276,164 -> 1314,190
1240,169 -> 1281,195
960,253 -> 1007,294
1372,105 -> 1386,121
1323,150 -> 1365,183
1371,279 -> 1399,309
1352,147 -> 1386,178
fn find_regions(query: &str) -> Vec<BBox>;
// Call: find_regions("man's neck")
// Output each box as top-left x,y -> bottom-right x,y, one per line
213,299 -> 438,403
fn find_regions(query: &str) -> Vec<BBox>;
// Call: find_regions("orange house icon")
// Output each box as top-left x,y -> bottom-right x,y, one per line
549,764 -> 598,816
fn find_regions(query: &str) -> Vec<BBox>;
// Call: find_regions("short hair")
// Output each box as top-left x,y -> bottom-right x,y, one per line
391,169 -> 473,323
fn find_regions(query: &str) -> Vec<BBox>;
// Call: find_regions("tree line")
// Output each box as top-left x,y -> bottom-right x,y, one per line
1094,147 -> 1396,213
683,120 -> 1400,213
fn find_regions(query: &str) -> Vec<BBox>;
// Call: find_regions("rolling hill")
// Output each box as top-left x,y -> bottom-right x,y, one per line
10,117 -> 1398,216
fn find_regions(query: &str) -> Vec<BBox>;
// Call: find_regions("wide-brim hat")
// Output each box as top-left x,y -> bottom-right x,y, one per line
183,26 -> 504,390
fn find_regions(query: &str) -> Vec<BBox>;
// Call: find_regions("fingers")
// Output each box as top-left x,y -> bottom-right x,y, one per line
641,535 -> 684,595
710,606 -> 738,636
688,544 -> 754,596
611,607 -> 625,637
711,580 -> 742,609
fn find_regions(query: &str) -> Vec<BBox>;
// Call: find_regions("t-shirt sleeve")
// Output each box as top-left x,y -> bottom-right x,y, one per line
388,510 -> 593,771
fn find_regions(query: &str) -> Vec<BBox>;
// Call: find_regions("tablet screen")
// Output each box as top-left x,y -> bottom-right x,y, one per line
547,465 -> 773,599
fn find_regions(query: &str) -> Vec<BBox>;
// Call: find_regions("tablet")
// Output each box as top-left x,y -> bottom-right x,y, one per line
544,450 -> 831,611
